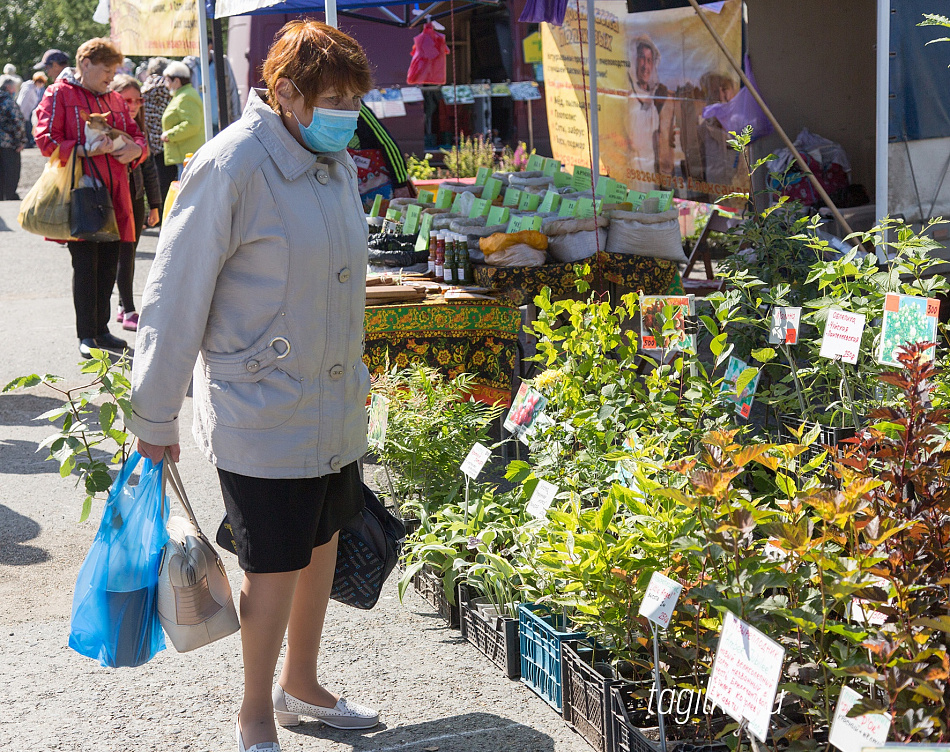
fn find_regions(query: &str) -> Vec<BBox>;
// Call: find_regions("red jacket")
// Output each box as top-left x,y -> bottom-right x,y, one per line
34,69 -> 148,243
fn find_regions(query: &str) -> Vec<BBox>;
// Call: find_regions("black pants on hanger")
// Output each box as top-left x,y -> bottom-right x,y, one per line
67,241 -> 121,340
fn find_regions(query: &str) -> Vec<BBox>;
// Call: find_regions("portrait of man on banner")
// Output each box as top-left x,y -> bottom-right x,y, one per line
626,33 -> 673,186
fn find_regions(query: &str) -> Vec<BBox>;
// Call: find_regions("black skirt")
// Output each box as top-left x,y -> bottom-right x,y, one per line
216,462 -> 364,574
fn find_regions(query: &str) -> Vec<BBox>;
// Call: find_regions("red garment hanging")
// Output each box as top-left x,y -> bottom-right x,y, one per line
407,22 -> 450,86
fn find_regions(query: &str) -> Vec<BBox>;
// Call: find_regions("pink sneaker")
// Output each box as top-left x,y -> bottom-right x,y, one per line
116,308 -> 125,323
122,312 -> 139,331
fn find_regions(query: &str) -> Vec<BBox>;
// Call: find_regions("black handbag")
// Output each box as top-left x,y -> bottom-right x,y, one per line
215,483 -> 406,610
70,149 -> 120,242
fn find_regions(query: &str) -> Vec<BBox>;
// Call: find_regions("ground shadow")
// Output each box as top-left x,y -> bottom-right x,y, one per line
0,213 -> 11,232
0,393 -> 63,427
285,711 -> 555,752
0,504 -> 49,565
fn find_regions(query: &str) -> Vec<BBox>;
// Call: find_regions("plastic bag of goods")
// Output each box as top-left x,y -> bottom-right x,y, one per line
604,209 -> 685,262
542,216 -> 609,263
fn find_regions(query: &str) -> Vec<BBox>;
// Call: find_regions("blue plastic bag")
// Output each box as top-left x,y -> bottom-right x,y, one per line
68,452 -> 169,667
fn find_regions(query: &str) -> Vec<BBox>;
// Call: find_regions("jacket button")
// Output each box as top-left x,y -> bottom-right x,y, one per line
329,455 -> 342,471
246,359 -> 260,372
338,268 -> 351,283
316,170 -> 329,184
329,364 -> 345,379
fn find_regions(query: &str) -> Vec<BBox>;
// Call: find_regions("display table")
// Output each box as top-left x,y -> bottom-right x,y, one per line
363,297 -> 520,407
472,251 -> 685,307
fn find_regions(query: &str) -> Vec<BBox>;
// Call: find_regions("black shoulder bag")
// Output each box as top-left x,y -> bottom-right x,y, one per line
215,483 -> 406,610
70,147 -> 120,242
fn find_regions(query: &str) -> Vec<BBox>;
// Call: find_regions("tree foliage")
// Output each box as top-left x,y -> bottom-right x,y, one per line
0,0 -> 107,77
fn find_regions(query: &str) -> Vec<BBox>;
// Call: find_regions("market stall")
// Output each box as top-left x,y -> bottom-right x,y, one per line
363,295 -> 520,406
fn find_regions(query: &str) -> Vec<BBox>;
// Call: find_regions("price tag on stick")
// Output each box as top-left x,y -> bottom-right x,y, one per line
460,442 -> 491,479
819,309 -> 865,365
638,571 -> 682,629
828,686 -> 891,752
769,306 -> 802,345
706,611 -> 785,743
526,479 -> 559,519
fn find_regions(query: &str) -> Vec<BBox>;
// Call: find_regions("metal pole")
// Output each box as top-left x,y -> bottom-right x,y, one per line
684,0 -> 855,240
875,0 -> 890,261
586,0 -> 599,173
527,101 -> 534,154
211,17 -> 231,131
326,0 -> 338,28
197,2 -> 214,144
651,623 -> 668,752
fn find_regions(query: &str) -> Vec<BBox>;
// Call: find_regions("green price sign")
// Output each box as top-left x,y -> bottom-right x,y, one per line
416,189 -> 435,205
475,167 -> 490,186
503,187 -> 522,207
576,197 -> 595,218
414,212 -> 434,252
482,177 -> 503,202
594,177 -> 612,198
518,191 -> 541,211
558,198 -> 578,218
539,190 -> 561,212
542,158 -> 562,177
521,215 -> 543,232
526,154 -> 545,171
451,193 -> 464,214
435,187 -> 454,209
487,205 -> 510,226
404,204 -> 422,235
648,190 -> 674,211
626,190 -> 646,210
605,181 -> 629,204
385,208 -> 402,221
506,215 -> 524,233
572,165 -> 592,192
469,198 -> 491,218
369,194 -> 384,217
553,171 -> 573,188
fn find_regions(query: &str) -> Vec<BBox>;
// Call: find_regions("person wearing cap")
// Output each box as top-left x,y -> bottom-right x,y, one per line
160,60 -> 204,177
34,49 -> 69,83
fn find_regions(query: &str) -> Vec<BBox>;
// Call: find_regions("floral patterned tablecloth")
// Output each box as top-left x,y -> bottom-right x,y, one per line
472,251 -> 684,307
363,297 -> 520,407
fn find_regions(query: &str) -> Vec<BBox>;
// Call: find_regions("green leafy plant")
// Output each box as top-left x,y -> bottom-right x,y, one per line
440,134 -> 497,178
3,349 -> 131,521
406,152 -> 436,181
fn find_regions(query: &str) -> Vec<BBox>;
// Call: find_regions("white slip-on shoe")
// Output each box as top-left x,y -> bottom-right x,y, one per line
236,719 -> 281,752
272,684 -> 380,730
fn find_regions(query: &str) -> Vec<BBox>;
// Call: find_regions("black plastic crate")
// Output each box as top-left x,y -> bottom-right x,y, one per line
561,640 -> 620,752
609,682 -> 729,752
458,585 -> 520,679
412,564 -> 460,628
778,415 -> 857,467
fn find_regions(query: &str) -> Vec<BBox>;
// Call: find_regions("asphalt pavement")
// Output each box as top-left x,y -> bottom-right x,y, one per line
0,149 -> 587,752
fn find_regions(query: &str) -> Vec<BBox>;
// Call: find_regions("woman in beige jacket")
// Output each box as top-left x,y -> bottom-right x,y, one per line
128,21 -> 377,752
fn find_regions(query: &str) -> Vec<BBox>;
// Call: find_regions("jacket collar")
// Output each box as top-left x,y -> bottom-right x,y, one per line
244,89 -> 354,182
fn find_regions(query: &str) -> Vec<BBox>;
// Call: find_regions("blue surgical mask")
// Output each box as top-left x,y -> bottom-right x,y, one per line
290,81 -> 360,153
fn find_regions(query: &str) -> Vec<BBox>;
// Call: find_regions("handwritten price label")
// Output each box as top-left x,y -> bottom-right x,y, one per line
819,309 -> 865,365
526,479 -> 559,519
460,443 -> 491,479
927,298 -> 940,317
828,686 -> 891,752
706,611 -> 785,743
638,571 -> 682,629
768,306 -> 802,345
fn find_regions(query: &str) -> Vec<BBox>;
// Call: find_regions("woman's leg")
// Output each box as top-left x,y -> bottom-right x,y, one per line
94,241 -> 121,337
238,569 -> 300,748
67,242 -> 98,340
276,533 -> 340,708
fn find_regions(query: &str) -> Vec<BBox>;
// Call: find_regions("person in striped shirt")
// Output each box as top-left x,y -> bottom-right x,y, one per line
347,103 -> 415,210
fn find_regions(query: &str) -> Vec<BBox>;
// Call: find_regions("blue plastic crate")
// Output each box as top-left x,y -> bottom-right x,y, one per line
518,603 -> 586,711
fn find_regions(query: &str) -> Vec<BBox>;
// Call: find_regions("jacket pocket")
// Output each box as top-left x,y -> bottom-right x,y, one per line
199,319 -> 303,430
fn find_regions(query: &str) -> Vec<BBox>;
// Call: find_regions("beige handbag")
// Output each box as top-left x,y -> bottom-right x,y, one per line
158,453 -> 240,652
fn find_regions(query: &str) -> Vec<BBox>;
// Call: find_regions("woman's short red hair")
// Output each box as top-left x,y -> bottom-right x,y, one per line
261,20 -> 372,111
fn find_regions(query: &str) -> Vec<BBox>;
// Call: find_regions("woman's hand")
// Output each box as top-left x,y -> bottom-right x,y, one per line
160,132 -> 170,143
113,141 -> 143,165
137,438 -> 180,464
147,208 -> 160,227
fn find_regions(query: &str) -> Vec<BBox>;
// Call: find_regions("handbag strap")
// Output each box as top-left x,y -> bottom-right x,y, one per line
162,449 -> 202,534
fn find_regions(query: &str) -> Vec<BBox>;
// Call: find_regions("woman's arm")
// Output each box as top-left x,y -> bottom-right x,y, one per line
127,155 -> 240,447
141,150 -> 163,209
162,94 -> 203,142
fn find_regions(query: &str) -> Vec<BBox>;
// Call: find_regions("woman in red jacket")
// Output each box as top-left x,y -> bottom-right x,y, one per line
34,37 -> 147,359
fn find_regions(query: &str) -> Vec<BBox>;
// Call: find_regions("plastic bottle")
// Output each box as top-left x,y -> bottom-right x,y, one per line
457,235 -> 471,285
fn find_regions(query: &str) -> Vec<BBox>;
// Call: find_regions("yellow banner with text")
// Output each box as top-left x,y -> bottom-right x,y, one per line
111,0 -> 200,57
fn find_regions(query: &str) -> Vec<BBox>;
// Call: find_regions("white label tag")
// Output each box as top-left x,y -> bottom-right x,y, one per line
828,686 -> 891,752
706,611 -> 785,742
638,571 -> 682,629
768,306 -> 802,345
819,309 -> 866,365
352,154 -> 372,170
460,442 -> 491,479
526,479 -> 558,519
